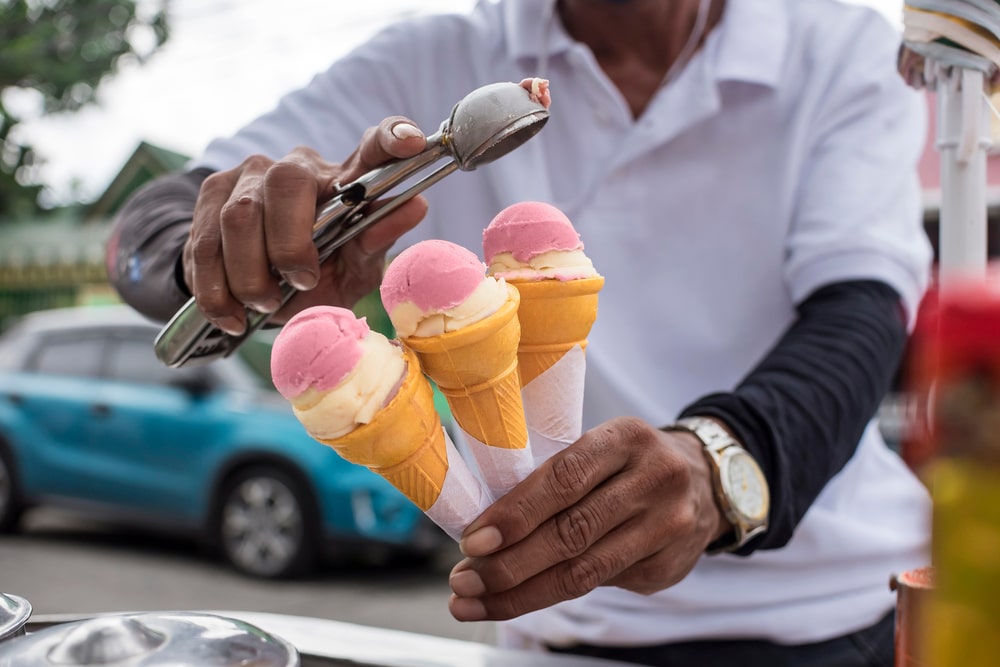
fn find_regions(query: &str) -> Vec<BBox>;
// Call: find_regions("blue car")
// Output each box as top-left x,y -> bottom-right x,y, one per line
0,305 -> 446,578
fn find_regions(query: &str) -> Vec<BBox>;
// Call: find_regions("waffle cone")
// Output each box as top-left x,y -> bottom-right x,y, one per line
509,275 -> 604,386
313,347 -> 447,511
402,284 -> 528,450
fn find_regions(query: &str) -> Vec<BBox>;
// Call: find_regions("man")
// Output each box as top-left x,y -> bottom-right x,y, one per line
108,1 -> 933,664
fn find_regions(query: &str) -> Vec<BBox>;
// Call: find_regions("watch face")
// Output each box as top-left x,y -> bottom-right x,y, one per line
721,451 -> 769,523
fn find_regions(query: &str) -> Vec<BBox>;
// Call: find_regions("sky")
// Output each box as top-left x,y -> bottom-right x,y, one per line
15,0 -> 903,206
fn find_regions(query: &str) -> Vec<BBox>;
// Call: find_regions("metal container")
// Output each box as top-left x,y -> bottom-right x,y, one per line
0,612 -> 299,666
890,567 -> 934,667
0,594 -> 31,643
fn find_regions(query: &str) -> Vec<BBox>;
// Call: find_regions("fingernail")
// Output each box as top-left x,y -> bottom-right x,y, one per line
391,122 -> 422,140
217,316 -> 245,336
283,270 -> 318,291
460,526 -> 502,557
449,569 -> 486,597
449,595 -> 487,622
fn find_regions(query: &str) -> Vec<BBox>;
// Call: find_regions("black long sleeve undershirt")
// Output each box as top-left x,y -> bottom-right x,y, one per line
680,280 -> 909,556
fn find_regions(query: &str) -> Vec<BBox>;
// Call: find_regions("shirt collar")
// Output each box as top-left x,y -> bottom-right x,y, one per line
502,0 -> 788,88
502,0 -> 579,64
713,0 -> 788,88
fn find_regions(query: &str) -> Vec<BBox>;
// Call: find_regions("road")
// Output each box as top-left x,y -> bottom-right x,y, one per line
0,508 -> 497,645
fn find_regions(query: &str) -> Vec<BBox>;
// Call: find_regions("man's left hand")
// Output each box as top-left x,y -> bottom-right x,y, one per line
448,416 -> 729,621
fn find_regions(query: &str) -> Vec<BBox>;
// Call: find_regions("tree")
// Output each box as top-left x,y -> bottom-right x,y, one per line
0,0 -> 170,219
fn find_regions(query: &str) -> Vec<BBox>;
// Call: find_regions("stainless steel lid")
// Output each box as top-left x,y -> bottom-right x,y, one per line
0,594 -> 31,642
0,612 -> 299,666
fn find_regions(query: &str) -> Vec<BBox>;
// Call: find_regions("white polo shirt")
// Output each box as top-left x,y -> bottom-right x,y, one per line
197,0 -> 933,648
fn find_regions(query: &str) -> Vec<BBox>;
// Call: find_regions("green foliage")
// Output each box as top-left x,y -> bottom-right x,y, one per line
0,0 -> 170,219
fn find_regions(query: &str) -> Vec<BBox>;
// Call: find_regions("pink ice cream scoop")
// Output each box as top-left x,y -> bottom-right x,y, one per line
482,201 -> 598,283
380,240 -> 487,315
483,201 -> 583,266
519,78 -> 551,110
269,306 -> 369,399
380,239 -> 510,338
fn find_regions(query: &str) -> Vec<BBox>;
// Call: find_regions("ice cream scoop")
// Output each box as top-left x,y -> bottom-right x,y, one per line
381,239 -> 509,338
483,201 -> 598,282
270,306 -> 369,399
271,306 -> 406,440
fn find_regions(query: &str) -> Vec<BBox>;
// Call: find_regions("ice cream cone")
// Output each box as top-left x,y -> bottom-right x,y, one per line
510,275 -> 604,386
313,347 -> 448,511
401,283 -> 528,450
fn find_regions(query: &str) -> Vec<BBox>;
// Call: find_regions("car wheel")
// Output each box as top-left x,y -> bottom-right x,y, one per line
215,466 -> 319,579
0,445 -> 24,533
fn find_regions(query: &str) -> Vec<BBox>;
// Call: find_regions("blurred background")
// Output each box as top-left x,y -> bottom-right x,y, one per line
0,0 -> 989,647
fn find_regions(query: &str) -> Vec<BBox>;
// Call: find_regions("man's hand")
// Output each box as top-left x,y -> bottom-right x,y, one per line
184,117 -> 429,335
448,417 -> 729,621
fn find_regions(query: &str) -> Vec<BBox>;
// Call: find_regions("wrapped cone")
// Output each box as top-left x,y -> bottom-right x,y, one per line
402,283 -> 528,450
313,347 -> 447,511
510,275 -> 604,386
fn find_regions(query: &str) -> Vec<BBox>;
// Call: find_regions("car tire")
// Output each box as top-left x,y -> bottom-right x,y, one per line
214,465 -> 319,579
0,444 -> 24,533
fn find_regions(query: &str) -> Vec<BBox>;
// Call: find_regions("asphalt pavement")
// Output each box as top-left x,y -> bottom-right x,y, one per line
0,507 -> 496,645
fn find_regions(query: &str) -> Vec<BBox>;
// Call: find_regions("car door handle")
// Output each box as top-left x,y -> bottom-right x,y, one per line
90,403 -> 111,417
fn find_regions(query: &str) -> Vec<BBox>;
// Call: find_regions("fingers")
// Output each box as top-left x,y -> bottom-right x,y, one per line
460,450 -> 647,588
450,515 -> 661,621
449,419 -> 715,622
261,152 -> 322,291
221,170 -> 280,314
450,486 -> 657,619
189,169 -> 246,335
459,420 -> 636,558
449,421 -> 644,622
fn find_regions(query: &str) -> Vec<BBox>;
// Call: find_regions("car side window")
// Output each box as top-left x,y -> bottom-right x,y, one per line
107,337 -> 200,388
30,336 -> 105,378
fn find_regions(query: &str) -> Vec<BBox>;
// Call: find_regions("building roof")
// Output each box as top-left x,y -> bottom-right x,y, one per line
83,140 -> 191,222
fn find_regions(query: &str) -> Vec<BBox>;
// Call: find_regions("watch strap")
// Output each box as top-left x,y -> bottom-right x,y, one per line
665,416 -> 767,553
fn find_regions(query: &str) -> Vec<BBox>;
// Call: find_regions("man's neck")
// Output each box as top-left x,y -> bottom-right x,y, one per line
557,0 -> 725,117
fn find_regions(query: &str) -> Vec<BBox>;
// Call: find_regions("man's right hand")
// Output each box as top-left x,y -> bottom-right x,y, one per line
183,117 -> 429,336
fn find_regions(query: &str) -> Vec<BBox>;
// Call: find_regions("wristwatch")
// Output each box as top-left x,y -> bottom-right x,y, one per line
667,416 -> 770,553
